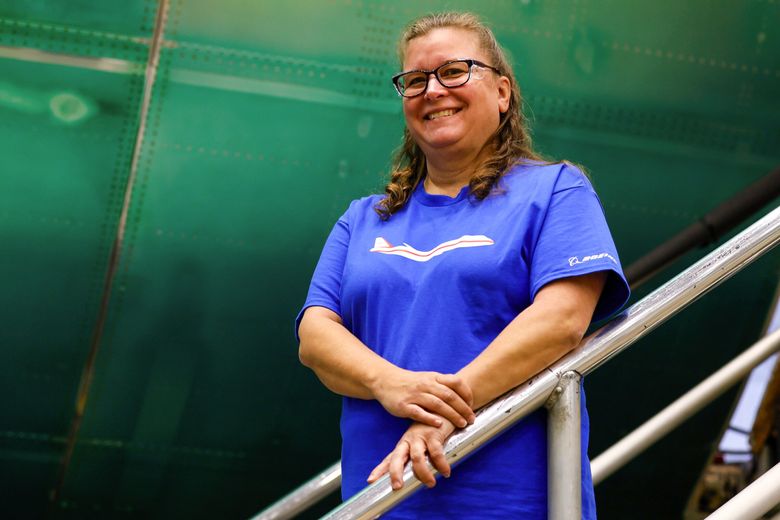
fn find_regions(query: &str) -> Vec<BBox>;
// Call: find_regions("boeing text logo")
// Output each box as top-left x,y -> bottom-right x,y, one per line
568,252 -> 617,267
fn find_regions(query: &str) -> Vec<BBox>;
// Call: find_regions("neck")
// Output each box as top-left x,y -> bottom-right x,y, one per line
423,145 -> 492,197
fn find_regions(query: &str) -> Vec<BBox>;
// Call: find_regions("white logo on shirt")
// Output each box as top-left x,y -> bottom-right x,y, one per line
568,253 -> 617,267
370,235 -> 494,262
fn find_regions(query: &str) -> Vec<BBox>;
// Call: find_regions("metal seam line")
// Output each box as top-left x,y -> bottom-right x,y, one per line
50,0 -> 170,504
0,45 -> 143,74
0,46 -> 399,113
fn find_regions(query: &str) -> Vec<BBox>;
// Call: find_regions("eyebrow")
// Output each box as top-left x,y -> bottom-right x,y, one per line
400,57 -> 472,73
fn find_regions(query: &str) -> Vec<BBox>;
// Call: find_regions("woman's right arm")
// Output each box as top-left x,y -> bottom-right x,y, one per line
298,305 -> 475,428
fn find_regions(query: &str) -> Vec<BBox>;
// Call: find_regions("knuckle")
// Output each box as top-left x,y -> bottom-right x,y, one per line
428,395 -> 444,408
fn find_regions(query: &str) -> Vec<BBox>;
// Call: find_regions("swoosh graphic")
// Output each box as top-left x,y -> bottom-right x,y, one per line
369,235 -> 494,262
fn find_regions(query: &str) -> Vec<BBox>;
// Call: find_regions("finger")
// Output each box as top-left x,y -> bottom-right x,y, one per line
427,438 -> 451,478
420,394 -> 469,428
405,404 -> 443,428
432,377 -> 476,424
409,438 -> 435,488
436,374 -> 475,407
367,452 -> 393,483
433,383 -> 476,425
389,441 -> 410,490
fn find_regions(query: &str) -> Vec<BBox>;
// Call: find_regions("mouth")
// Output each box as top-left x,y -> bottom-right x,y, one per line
424,108 -> 461,121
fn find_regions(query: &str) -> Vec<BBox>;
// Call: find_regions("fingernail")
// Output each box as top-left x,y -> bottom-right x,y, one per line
392,481 -> 401,490
459,419 -> 467,428
435,418 -> 442,426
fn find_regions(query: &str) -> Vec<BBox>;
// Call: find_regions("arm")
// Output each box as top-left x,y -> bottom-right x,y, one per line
369,272 -> 607,489
298,306 -> 476,428
459,271 -> 607,409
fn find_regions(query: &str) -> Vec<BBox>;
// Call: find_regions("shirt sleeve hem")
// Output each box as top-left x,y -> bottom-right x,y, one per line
530,265 -> 630,322
294,301 -> 343,343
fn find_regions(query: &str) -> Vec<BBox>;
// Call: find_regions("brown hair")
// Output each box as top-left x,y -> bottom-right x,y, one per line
375,12 -> 546,220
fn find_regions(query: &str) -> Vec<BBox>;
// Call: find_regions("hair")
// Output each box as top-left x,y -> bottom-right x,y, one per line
375,11 -> 546,220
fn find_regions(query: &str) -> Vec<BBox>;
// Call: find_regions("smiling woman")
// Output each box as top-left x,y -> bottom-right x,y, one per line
296,11 -> 630,519
397,27 -> 510,184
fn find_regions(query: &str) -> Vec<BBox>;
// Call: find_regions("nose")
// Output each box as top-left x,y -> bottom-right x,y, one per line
424,73 -> 447,100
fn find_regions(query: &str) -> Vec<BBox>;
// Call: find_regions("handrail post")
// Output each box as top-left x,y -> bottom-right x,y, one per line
295,206 -> 780,519
546,371 -> 582,520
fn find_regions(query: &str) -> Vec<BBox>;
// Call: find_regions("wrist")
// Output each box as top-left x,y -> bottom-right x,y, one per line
436,416 -> 458,436
365,360 -> 401,399
455,369 -> 482,409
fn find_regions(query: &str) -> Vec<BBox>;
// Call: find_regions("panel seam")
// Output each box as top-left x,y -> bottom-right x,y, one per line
49,0 -> 170,506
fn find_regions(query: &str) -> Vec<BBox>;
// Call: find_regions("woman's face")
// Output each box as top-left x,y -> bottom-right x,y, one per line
401,27 -> 511,162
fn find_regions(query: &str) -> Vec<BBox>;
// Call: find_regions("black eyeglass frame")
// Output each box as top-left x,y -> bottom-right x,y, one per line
391,58 -> 502,98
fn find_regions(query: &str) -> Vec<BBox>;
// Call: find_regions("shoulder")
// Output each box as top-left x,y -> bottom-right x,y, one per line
338,193 -> 386,225
497,160 -> 592,198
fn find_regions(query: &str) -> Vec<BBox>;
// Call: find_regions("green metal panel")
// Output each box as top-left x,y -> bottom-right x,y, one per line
0,1 -> 778,518
0,2 -> 149,514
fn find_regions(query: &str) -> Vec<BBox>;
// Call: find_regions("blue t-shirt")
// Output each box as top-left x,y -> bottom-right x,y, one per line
297,162 -> 630,519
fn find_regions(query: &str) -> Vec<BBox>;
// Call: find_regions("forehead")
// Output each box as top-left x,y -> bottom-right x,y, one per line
402,27 -> 484,70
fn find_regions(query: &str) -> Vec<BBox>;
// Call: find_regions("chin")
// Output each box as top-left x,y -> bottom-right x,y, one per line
414,130 -> 466,151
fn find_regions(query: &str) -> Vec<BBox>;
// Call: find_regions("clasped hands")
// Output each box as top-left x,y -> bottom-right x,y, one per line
367,368 -> 476,490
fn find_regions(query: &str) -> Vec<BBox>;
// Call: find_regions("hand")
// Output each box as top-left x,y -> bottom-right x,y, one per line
371,369 -> 475,428
367,419 -> 457,489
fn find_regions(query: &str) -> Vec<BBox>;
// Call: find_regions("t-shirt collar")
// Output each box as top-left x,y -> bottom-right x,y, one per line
412,178 -> 470,207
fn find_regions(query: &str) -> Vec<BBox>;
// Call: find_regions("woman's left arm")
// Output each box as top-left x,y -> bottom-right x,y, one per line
368,271 -> 607,489
459,271 -> 606,409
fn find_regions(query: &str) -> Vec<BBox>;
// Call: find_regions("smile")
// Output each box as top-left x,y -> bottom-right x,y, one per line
425,108 -> 461,120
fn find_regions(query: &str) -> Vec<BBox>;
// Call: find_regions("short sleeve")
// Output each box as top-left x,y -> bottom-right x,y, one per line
529,166 -> 630,321
294,214 -> 350,342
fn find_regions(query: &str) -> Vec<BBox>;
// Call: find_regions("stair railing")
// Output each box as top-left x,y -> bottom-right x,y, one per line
591,327 -> 780,485
253,204 -> 780,520
706,460 -> 780,519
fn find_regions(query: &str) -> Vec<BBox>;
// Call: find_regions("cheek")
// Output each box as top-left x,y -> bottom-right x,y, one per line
471,114 -> 500,145
402,103 -> 418,127
402,105 -> 413,122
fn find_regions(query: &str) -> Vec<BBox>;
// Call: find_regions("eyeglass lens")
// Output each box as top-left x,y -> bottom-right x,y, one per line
397,60 -> 472,97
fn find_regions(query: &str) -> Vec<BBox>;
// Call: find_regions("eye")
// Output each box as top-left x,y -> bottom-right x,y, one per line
404,73 -> 426,87
439,63 -> 469,79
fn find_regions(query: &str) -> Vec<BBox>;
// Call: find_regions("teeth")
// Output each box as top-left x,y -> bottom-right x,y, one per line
427,109 -> 456,120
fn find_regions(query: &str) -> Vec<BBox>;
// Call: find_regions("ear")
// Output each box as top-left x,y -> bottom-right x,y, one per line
496,75 -> 511,114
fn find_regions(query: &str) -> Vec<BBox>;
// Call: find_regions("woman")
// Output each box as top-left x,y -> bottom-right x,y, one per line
297,11 -> 629,518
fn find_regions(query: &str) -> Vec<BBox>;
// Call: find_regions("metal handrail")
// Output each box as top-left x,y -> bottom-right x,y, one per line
250,462 -> 341,520
253,204 -> 780,520
706,461 -> 780,519
592,327 -> 780,484
625,166 -> 780,288
323,206 -> 780,519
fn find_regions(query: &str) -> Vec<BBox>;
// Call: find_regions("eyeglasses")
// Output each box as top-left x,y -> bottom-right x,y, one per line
391,59 -> 501,98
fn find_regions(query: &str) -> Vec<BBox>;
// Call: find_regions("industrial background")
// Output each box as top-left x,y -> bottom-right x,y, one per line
0,0 -> 778,518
